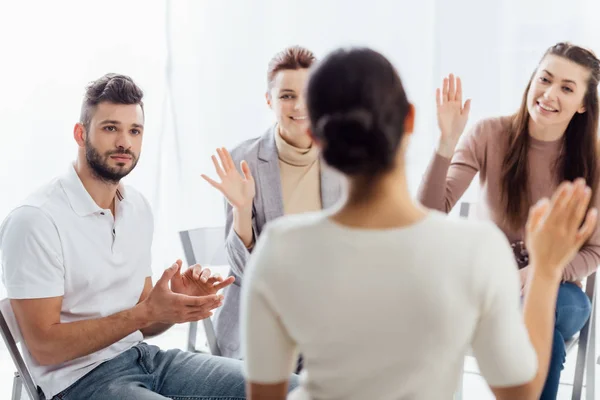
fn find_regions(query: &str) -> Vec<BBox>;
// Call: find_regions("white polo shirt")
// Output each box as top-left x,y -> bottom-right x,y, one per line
0,164 -> 154,398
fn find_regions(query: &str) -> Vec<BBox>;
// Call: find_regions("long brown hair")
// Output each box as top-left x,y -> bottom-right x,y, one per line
501,42 -> 600,229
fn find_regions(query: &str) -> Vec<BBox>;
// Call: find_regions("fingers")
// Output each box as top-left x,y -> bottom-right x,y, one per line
241,160 -> 253,181
550,181 -> 573,207
440,74 -> 466,105
185,264 -> 216,284
216,148 -> 230,173
183,311 -> 214,322
576,208 -> 598,247
533,179 -> 597,250
547,180 -> 590,232
576,186 -> 593,224
526,198 -> 550,234
200,174 -> 223,192
217,147 -> 235,172
463,99 -> 472,116
200,268 -> 212,283
188,264 -> 201,281
222,147 -> 236,171
176,292 -> 223,308
565,179 -> 590,228
442,77 -> 449,103
212,276 -> 236,291
168,260 -> 184,285
211,155 -> 226,179
206,273 -> 224,283
545,182 -> 574,224
157,261 -> 181,288
191,294 -> 223,310
448,73 -> 456,101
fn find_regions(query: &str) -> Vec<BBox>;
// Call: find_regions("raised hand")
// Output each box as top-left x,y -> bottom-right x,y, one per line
436,74 -> 471,158
525,179 -> 598,280
170,260 -> 235,297
140,262 -> 224,324
201,147 -> 255,211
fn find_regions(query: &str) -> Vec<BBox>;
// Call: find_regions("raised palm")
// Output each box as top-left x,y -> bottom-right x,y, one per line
436,74 -> 471,149
201,147 -> 255,210
525,180 -> 597,277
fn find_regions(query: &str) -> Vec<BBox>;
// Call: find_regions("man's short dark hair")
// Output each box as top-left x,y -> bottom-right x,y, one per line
80,73 -> 144,131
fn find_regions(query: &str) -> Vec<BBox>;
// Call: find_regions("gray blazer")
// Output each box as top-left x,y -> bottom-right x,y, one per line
214,126 -> 343,359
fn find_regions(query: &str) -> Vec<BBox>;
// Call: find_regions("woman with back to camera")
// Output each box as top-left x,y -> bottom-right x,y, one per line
201,45 -> 343,361
239,47 -> 598,400
418,42 -> 600,399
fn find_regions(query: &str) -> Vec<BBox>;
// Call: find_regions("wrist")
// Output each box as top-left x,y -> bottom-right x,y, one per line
233,205 -> 253,217
131,302 -> 153,329
232,207 -> 254,248
436,139 -> 457,158
528,262 -> 563,284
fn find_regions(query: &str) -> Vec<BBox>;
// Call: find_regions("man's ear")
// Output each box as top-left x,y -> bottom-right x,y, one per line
74,123 -> 86,147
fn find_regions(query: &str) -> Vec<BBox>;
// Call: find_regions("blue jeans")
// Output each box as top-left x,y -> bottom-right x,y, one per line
51,342 -> 298,399
540,282 -> 591,400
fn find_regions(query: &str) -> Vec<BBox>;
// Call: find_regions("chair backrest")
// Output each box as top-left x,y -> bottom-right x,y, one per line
459,202 -> 471,219
179,227 -> 229,357
0,299 -> 40,400
180,227 -> 228,267
584,271 -> 596,303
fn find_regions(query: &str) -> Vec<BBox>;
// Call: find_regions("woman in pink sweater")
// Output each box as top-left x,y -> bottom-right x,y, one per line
418,42 -> 600,399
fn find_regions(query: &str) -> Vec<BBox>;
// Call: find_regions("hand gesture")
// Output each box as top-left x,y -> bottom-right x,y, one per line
526,179 -> 598,280
436,74 -> 471,158
201,147 -> 255,211
141,262 -> 224,324
170,260 -> 235,297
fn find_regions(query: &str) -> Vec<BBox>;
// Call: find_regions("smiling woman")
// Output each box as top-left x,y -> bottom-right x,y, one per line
199,46 -> 343,363
418,42 -> 600,400
266,47 -> 313,149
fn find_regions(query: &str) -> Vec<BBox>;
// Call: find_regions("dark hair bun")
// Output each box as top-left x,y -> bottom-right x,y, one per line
316,108 -> 391,175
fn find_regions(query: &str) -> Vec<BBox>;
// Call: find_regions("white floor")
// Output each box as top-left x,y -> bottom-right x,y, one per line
0,321 -> 597,399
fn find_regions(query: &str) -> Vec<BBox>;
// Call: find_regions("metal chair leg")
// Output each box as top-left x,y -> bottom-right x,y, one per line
573,274 -> 597,400
12,372 -> 22,400
455,359 -> 464,400
585,283 -> 596,400
572,311 -> 590,399
187,321 -> 198,352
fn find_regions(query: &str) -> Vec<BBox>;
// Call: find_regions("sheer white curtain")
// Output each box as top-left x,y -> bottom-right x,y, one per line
1,0 -> 599,280
0,0 -> 169,285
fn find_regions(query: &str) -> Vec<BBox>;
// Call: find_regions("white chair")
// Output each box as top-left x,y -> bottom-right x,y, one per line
455,203 -> 597,400
0,298 -> 40,400
179,226 -> 230,356
572,271 -> 596,400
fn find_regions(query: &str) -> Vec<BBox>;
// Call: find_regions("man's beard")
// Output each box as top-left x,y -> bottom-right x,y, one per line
85,138 -> 138,184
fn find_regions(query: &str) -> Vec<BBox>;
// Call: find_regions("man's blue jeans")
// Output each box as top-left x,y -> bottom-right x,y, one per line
51,342 -> 298,399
